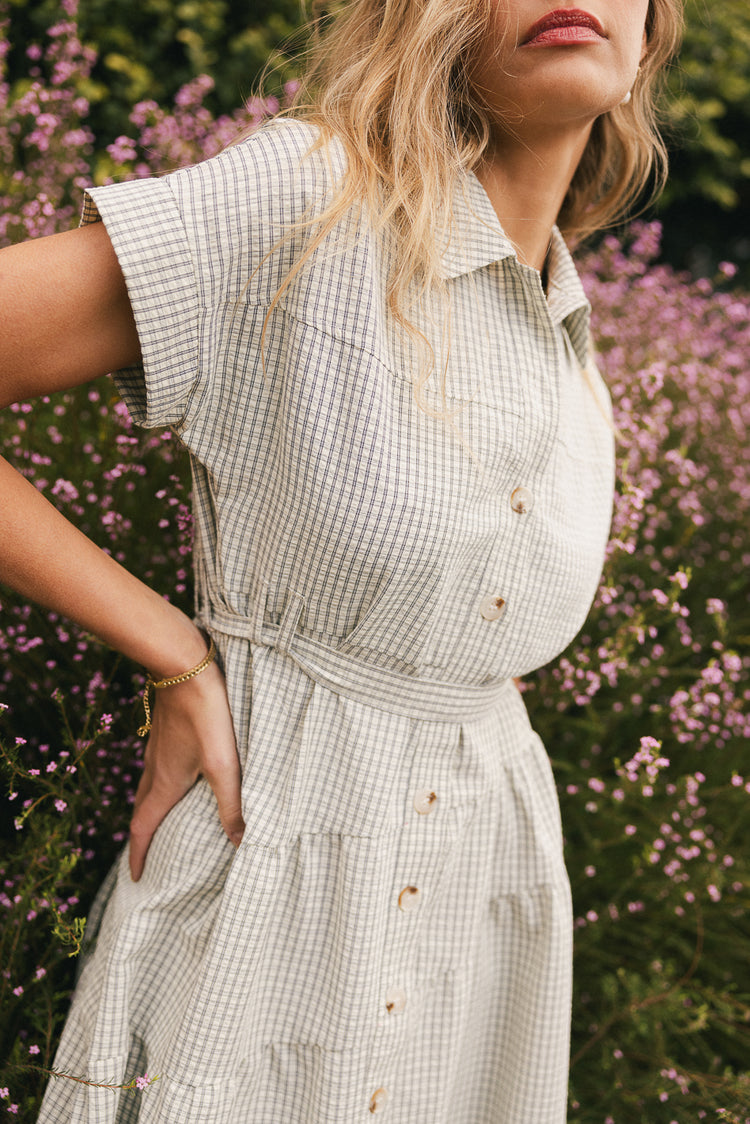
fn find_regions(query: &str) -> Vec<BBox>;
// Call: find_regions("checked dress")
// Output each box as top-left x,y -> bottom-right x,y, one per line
39,119 -> 615,1124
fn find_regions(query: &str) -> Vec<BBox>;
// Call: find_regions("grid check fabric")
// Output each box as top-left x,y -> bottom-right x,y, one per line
39,120 -> 615,1123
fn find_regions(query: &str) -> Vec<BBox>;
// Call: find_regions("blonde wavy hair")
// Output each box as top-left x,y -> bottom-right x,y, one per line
247,0 -> 683,408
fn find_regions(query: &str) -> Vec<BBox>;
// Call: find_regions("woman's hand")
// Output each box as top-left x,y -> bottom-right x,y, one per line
129,658 -> 245,882
0,450 -> 247,877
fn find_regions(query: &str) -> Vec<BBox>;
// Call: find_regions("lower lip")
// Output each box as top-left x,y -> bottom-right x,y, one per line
524,25 -> 603,46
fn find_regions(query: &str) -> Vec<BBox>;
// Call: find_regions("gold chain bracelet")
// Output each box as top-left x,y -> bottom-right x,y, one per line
137,637 -> 217,737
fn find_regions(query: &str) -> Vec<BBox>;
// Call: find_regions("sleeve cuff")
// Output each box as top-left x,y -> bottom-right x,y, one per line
82,177 -> 202,429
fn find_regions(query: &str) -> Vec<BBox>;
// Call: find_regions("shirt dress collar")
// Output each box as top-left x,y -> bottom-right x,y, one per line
440,171 -> 592,367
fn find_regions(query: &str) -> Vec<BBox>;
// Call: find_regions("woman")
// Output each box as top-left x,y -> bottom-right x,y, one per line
0,0 -> 682,1120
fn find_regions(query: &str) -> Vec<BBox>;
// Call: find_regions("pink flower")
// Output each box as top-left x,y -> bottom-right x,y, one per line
50,478 -> 79,503
106,135 -> 138,163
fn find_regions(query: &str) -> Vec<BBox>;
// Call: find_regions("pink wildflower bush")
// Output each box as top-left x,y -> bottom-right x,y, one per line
1,5 -> 749,1121
525,224 -> 750,1120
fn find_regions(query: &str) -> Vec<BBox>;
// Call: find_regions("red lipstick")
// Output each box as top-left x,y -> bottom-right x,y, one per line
522,8 -> 606,46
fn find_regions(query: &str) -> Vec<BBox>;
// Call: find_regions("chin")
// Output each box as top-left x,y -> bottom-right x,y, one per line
516,79 -> 629,124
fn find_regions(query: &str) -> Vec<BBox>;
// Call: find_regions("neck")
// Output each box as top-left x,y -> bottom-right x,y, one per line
473,123 -> 593,273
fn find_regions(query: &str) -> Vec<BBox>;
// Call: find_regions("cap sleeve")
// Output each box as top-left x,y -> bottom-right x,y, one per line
81,178 -> 201,429
80,120 -> 341,434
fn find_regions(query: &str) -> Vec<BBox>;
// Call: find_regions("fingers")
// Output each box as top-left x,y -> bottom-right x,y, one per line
128,764 -> 244,881
131,753 -> 153,815
128,784 -> 172,882
128,764 -> 198,881
202,750 -> 246,848
128,796 -> 155,882
129,741 -> 244,880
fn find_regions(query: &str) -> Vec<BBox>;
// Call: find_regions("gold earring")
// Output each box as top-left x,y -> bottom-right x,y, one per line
621,65 -> 642,105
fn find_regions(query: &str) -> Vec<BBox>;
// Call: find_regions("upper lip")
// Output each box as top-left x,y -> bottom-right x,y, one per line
522,8 -> 606,43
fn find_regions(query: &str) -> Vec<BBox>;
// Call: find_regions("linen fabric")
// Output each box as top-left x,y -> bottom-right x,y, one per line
39,120 -> 615,1124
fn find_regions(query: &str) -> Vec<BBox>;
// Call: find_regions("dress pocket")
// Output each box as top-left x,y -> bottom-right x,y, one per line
336,561 -> 443,670
335,567 -> 397,654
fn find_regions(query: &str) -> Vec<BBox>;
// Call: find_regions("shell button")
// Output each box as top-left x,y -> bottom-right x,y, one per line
479,595 -> 506,622
385,986 -> 407,1014
398,885 -> 421,912
413,788 -> 438,815
510,486 -> 533,514
369,1087 -> 389,1113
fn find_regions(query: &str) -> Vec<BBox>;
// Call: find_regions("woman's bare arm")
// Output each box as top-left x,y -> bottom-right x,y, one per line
0,222 -> 140,404
0,224 -> 245,879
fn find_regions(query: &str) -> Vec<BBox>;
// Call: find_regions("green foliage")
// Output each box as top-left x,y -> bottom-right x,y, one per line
0,694 -> 117,1114
4,0 -> 305,145
650,0 -> 750,278
665,0 -> 750,212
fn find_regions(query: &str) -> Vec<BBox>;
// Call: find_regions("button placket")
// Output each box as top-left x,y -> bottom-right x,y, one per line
378,779 -> 436,1058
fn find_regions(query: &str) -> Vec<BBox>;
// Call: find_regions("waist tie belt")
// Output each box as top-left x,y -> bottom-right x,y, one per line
202,599 -> 516,724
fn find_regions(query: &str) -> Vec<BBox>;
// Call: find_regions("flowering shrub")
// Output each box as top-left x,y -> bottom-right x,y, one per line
1,4 -> 749,1121
525,226 -> 750,1121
